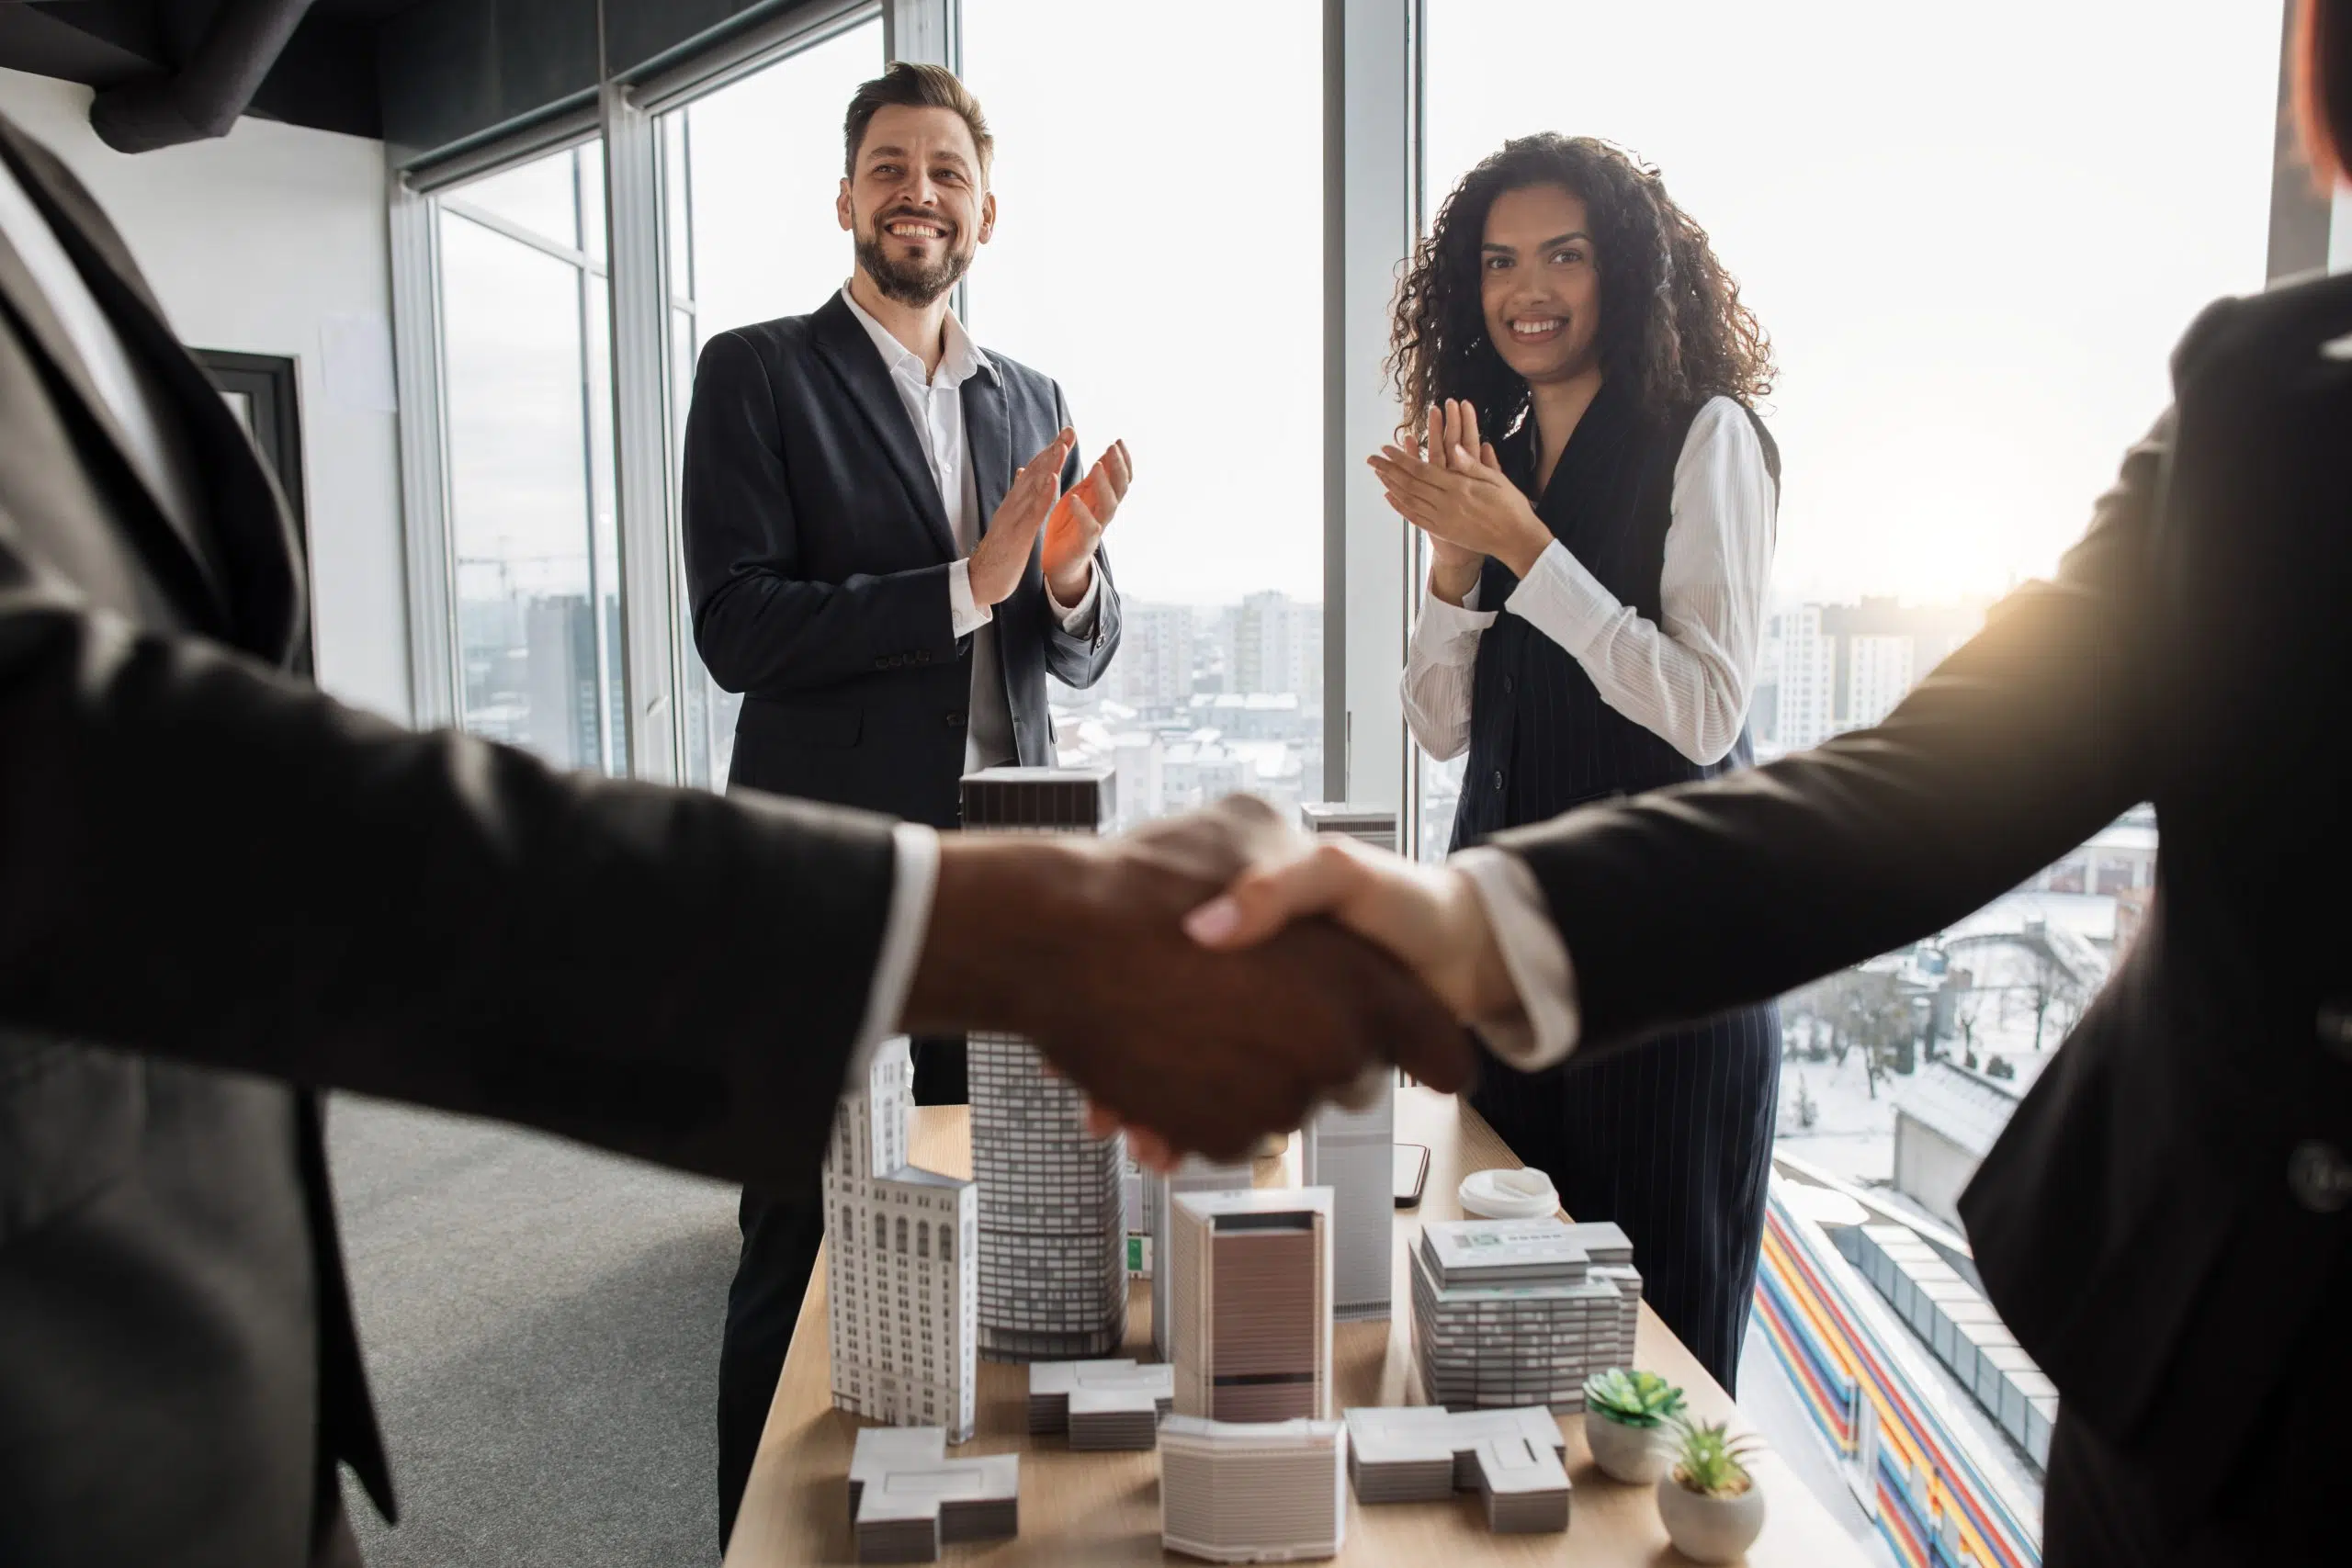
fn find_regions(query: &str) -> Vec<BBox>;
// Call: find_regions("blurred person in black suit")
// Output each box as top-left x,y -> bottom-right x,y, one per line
0,97 -> 1473,1568
1182,5 -> 2352,1561
676,61 -> 1132,1541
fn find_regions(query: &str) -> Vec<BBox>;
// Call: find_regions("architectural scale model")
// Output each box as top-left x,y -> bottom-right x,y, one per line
1146,1154 -> 1256,1360
1297,803 -> 1398,852
1343,1404 -> 1572,1533
1297,805 -> 1399,1324
1408,1216 -> 1641,1414
1159,1416 -> 1349,1564
1026,1359 -> 1175,1449
961,767 -> 1129,1361
846,1426 -> 1018,1564
1169,1187 -> 1335,1422
1298,1089 -> 1392,1321
822,1037 -> 978,1442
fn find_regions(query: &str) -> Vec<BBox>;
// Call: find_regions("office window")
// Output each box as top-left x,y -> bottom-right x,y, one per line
963,1 -> 1326,827
1419,0 -> 2280,1505
657,17 -> 885,788
436,143 -> 625,773
1417,1 -> 2278,864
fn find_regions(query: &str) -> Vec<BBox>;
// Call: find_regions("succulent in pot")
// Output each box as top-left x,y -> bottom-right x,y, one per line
1580,1367 -> 1685,1483
1655,1417 -> 1767,1562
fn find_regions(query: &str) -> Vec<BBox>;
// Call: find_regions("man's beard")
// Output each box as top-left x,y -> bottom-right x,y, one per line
854,220 -> 974,307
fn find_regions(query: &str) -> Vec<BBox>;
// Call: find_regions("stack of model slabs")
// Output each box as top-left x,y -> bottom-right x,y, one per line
1409,1216 -> 1641,1414
1159,1416 -> 1348,1564
847,1427 -> 1019,1564
1343,1404 -> 1564,1504
1025,1359 -> 1173,1450
962,767 -> 1130,1362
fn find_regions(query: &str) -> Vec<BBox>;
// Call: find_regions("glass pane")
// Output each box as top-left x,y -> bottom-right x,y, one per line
578,140 -> 607,268
658,17 -> 882,790
438,172 -> 617,773
965,0 -> 1325,829
584,272 -> 624,772
1419,2 -> 2278,1514
451,148 -> 582,252
673,20 -> 880,339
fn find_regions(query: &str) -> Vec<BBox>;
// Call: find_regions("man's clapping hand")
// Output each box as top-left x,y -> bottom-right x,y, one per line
902,795 -> 1476,1164
1042,438 -> 1131,604
968,427 -> 1076,608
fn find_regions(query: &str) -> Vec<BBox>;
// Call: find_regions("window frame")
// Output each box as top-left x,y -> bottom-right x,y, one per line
389,0 -> 2317,819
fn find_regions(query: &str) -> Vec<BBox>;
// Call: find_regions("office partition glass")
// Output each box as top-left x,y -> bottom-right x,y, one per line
655,17 -> 886,788
436,142 -> 624,774
962,0 -> 1327,829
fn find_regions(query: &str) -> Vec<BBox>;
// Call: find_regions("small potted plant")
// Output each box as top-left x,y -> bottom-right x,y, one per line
1656,1417 -> 1767,1563
1581,1367 -> 1685,1483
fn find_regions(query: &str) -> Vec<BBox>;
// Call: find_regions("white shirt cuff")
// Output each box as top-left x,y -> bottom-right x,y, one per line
1046,564 -> 1101,633
1502,538 -> 1619,660
1451,847 -> 1581,1071
947,558 -> 994,638
843,823 -> 943,1094
1411,582 -> 1497,658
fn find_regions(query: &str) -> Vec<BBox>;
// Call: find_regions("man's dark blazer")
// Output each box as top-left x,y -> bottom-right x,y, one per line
681,292 -> 1121,831
0,112 -> 899,1566
1489,270 -> 2352,1526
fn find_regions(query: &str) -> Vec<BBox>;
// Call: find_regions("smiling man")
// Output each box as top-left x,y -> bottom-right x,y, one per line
678,61 -> 1127,1544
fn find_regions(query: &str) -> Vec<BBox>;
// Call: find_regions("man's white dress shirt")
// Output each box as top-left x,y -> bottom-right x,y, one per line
1418,396 -> 1780,1072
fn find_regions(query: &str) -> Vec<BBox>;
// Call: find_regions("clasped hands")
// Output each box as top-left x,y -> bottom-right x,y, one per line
967,426 -> 1133,608
907,795 -> 1521,1170
1371,400 -> 1555,592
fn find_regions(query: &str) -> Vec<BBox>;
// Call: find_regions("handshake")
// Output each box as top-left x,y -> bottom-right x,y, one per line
901,795 -> 1525,1167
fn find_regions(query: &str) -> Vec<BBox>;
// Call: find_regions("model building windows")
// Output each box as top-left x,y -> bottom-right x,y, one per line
918,1222 -> 931,1260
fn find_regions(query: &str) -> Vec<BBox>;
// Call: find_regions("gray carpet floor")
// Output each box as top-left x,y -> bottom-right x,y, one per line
328,1094 -> 743,1566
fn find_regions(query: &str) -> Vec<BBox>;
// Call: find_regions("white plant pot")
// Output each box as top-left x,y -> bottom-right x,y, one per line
1583,1410 -> 1670,1483
1656,1472 -> 1766,1563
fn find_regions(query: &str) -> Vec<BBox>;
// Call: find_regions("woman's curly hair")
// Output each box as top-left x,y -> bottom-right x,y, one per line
1387,134 -> 1773,441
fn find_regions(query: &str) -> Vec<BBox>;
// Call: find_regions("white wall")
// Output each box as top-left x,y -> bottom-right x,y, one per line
0,67 -> 410,722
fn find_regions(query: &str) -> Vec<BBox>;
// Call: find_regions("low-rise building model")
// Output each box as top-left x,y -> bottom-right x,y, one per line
1343,1404 -> 1571,1533
1169,1187 -> 1335,1422
822,1037 -> 978,1441
963,767 -> 1129,1362
1409,1216 -> 1641,1414
1159,1416 -> 1349,1563
846,1426 -> 1018,1564
1026,1359 -> 1175,1449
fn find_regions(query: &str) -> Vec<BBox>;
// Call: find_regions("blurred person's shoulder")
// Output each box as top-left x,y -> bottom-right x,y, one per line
2171,268 -> 2352,396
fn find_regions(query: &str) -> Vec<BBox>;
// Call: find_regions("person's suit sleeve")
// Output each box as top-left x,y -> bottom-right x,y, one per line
1492,411 -> 2169,1060
0,517 -> 898,1201
684,330 -> 960,694
1040,380 -> 1122,687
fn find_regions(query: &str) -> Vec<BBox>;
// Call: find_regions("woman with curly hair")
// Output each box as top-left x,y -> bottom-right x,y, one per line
1378,133 -> 1781,1390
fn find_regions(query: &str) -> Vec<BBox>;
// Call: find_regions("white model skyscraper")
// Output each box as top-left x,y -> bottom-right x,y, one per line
963,768 -> 1129,1361
1297,806 -> 1396,1322
823,1038 -> 978,1442
1169,1187 -> 1335,1423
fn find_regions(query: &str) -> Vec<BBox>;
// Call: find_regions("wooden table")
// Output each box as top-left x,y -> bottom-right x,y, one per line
727,1087 -> 1871,1566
